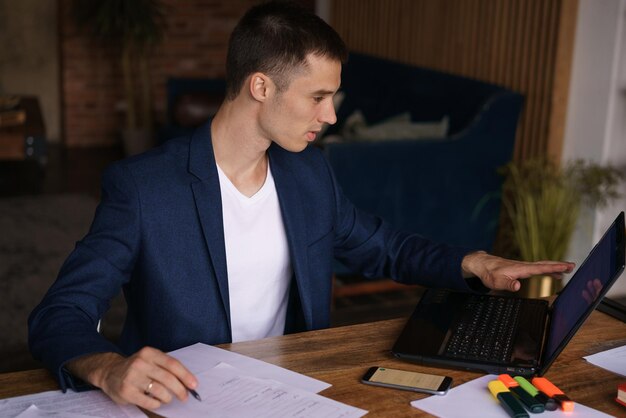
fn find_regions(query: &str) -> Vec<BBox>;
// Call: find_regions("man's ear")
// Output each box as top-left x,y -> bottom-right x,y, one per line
248,72 -> 274,102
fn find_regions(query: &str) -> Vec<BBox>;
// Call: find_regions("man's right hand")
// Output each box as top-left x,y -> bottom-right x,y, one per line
66,347 -> 198,410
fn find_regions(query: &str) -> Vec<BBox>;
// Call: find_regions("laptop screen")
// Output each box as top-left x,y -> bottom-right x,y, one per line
542,213 -> 625,371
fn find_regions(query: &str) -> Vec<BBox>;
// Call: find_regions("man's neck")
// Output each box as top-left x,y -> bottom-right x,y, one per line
210,99 -> 270,197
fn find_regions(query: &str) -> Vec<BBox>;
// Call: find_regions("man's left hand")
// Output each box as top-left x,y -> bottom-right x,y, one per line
461,251 -> 575,292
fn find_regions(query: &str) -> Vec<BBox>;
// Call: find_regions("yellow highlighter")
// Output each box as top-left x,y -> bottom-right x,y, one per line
488,380 -> 529,418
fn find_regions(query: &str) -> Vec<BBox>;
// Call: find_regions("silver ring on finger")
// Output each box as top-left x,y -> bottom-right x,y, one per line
144,380 -> 154,397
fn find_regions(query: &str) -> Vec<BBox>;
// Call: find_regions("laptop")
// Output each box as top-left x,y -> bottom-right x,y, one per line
392,211 -> 625,376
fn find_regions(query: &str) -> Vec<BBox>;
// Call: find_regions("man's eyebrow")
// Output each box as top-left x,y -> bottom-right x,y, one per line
311,89 -> 336,95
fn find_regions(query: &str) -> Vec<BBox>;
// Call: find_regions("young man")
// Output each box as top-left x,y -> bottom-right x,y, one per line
28,1 -> 574,411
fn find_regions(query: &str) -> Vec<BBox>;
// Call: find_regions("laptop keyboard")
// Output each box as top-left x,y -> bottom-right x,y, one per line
444,295 -> 522,363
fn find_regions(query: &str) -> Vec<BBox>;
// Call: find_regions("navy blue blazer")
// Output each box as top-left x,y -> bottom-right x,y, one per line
29,121 -> 474,390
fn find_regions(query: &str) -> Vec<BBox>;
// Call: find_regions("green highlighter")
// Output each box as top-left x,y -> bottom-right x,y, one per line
514,376 -> 558,411
498,374 -> 544,413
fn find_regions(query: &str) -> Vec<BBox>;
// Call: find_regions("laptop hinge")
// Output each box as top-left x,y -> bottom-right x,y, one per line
537,303 -> 554,372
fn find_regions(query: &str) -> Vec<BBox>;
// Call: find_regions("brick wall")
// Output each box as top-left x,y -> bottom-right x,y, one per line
59,0 -> 314,147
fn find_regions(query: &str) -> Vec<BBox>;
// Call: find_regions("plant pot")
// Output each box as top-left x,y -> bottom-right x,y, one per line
122,128 -> 154,156
518,273 -> 563,298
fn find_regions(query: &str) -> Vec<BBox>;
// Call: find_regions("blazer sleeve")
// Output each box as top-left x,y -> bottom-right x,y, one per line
324,156 -> 479,292
28,162 -> 140,391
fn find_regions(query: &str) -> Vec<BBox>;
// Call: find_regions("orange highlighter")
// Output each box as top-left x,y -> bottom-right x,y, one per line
532,377 -> 574,412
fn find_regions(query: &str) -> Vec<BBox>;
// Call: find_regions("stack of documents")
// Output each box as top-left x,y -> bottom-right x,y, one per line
0,343 -> 367,418
162,343 -> 367,417
0,389 -> 145,418
158,361 -> 366,417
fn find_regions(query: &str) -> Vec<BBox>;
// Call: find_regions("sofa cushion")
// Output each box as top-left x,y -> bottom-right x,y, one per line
341,110 -> 449,141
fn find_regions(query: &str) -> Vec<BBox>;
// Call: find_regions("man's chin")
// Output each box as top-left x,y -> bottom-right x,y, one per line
273,140 -> 309,153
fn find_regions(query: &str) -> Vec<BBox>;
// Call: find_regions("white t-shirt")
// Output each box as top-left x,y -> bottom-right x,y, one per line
216,162 -> 292,343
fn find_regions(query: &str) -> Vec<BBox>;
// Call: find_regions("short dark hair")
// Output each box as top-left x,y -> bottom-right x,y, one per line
225,1 -> 348,100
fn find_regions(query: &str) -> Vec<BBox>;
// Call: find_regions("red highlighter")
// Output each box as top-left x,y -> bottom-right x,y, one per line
532,377 -> 574,412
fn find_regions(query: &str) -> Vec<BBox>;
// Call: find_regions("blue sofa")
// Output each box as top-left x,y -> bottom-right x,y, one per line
324,53 -> 523,275
157,78 -> 226,145
159,53 -> 523,277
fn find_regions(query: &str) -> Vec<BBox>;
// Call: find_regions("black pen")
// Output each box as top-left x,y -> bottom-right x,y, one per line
188,387 -> 202,401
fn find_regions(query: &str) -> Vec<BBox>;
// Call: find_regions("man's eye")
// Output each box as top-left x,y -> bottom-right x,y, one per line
313,96 -> 324,103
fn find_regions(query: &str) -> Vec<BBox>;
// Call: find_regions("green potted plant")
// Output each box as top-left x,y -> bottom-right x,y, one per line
73,0 -> 165,155
499,158 -> 623,297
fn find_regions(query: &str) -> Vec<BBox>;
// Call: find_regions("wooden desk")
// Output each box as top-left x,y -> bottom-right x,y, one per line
1,311 -> 624,417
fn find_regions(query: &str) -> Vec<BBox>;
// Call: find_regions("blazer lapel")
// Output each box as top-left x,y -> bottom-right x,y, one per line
187,126 -> 315,333
188,122 -> 231,331
269,145 -> 313,329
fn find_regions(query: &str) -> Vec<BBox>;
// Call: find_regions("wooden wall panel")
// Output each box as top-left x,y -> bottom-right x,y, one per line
330,0 -> 578,162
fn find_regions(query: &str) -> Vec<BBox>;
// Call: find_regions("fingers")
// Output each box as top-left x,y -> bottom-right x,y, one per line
147,359 -> 189,402
464,253 -> 576,292
137,347 -> 196,402
480,270 -> 520,292
495,263 -> 568,292
474,255 -> 575,292
99,347 -> 198,410
150,348 -> 198,391
135,382 -> 163,410
514,262 -> 574,278
143,379 -> 172,404
105,372 -> 162,411
491,273 -> 520,292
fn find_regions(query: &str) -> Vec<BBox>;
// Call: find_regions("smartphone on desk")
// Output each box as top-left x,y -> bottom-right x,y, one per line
361,366 -> 452,395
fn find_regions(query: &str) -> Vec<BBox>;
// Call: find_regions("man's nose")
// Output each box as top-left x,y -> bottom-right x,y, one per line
320,99 -> 337,125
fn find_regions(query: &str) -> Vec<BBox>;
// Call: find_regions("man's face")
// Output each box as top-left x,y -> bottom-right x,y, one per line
258,54 -> 341,152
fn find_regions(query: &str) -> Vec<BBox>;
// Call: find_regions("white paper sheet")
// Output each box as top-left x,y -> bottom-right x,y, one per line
156,362 -> 367,418
411,375 -> 613,418
0,389 -> 146,418
168,342 -> 330,393
14,404 -> 98,418
584,344 -> 626,376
